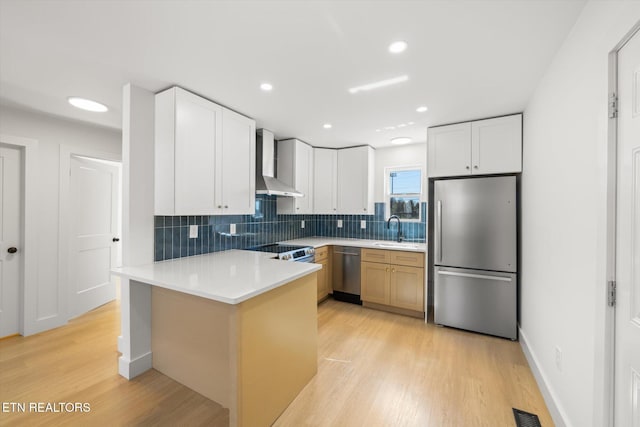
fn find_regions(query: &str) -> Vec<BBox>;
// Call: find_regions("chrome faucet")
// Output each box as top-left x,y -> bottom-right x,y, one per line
387,215 -> 403,242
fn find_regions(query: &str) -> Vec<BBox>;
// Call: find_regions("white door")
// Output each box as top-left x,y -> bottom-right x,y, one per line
69,156 -> 120,319
615,27 -> 640,427
0,146 -> 22,337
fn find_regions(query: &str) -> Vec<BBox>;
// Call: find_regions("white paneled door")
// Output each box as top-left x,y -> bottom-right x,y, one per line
615,27 -> 640,427
69,156 -> 120,319
0,146 -> 22,337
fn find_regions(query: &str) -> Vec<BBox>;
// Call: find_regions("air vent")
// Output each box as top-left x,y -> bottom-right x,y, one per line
512,408 -> 542,427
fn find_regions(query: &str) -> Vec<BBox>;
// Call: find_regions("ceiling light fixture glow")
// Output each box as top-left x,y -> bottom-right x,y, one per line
391,137 -> 412,145
68,97 -> 108,112
389,40 -> 408,54
348,75 -> 408,94
397,123 -> 407,128
416,105 -> 428,113
323,123 -> 332,129
260,82 -> 273,91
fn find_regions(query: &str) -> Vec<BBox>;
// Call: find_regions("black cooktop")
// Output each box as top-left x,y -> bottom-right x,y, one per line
247,244 -> 310,254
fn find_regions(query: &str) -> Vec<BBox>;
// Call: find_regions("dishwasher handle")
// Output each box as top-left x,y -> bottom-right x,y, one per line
334,251 -> 360,256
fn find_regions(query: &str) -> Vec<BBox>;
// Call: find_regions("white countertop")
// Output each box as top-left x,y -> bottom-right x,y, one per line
112,250 -> 321,305
279,237 -> 427,253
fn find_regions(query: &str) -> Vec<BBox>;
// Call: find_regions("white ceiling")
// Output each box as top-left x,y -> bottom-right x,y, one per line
0,0 -> 585,148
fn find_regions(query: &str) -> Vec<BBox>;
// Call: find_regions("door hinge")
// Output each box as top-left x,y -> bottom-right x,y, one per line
608,280 -> 616,307
609,93 -> 618,118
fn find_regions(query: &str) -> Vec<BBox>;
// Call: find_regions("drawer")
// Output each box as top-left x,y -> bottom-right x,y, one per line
362,248 -> 390,264
315,245 -> 329,261
390,251 -> 424,268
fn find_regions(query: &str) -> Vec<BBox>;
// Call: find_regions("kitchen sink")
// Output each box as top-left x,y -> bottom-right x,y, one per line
373,242 -> 420,249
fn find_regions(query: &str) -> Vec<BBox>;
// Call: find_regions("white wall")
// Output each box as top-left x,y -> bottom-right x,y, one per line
521,2 -> 640,426
0,105 -> 121,334
374,143 -> 427,203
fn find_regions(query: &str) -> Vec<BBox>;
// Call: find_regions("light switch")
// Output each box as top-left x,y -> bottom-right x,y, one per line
301,220 -> 305,229
361,220 -> 366,229
189,225 -> 198,239
230,224 -> 236,235
337,219 -> 343,228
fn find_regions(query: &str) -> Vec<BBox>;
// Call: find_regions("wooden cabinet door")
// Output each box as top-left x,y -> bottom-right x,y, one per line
390,265 -> 424,311
313,148 -> 338,214
317,259 -> 329,301
471,114 -> 522,175
174,88 -> 222,215
219,108 -> 255,214
361,261 -> 390,305
427,122 -> 471,178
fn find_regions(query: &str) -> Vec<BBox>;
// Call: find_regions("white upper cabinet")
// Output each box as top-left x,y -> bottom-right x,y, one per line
427,122 -> 471,177
217,108 -> 256,214
313,148 -> 338,214
471,115 -> 522,175
427,114 -> 522,177
277,139 -> 314,214
337,146 -> 375,214
154,87 -> 255,215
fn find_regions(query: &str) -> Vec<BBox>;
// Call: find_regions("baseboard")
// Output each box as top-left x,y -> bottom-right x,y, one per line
117,335 -> 124,353
518,327 -> 570,427
118,351 -> 152,380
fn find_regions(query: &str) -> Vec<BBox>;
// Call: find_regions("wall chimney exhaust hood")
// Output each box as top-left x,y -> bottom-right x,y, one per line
256,129 -> 304,197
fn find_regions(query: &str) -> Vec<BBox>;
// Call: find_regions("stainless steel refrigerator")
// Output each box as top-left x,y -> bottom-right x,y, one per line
434,176 -> 517,340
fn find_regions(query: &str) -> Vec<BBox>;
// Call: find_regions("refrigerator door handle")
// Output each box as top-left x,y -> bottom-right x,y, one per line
437,270 -> 512,282
436,200 -> 443,263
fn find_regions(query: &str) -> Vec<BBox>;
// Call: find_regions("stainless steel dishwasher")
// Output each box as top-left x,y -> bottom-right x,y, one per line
332,246 -> 362,305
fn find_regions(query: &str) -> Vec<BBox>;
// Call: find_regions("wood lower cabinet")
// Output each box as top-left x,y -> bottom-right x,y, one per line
315,246 -> 331,302
361,248 -> 425,316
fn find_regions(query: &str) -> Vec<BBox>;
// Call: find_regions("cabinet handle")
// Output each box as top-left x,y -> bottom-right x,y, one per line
474,165 -> 478,169
217,205 -> 222,209
386,267 -> 389,272
465,166 -> 470,170
225,205 -> 229,209
391,268 -> 396,273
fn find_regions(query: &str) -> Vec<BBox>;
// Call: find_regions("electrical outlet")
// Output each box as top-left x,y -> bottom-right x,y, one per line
337,219 -> 343,228
230,224 -> 236,235
301,220 -> 305,229
555,346 -> 562,371
361,220 -> 366,229
189,225 -> 198,239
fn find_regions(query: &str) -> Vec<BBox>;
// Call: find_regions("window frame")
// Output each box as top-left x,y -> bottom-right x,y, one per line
384,165 -> 423,222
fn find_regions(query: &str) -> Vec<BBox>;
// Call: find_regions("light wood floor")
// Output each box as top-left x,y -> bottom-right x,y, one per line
0,299 -> 553,427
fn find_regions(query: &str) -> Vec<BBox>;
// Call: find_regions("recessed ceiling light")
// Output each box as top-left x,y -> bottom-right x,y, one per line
384,126 -> 396,130
389,40 -> 408,54
260,83 -> 273,91
391,137 -> 412,145
323,123 -> 332,129
397,123 -> 407,128
408,121 -> 415,125
416,106 -> 428,113
348,75 -> 408,94
68,97 -> 108,112
375,129 -> 381,133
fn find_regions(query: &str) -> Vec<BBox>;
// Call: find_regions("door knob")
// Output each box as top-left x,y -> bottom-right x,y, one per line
112,238 -> 120,242
7,247 -> 17,254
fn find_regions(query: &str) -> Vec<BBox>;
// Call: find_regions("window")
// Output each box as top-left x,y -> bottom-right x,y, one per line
386,167 -> 422,221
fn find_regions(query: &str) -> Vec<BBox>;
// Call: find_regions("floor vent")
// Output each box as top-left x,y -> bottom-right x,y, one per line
512,408 -> 542,427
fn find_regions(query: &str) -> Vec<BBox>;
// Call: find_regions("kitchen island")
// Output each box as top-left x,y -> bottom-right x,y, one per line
112,250 -> 321,427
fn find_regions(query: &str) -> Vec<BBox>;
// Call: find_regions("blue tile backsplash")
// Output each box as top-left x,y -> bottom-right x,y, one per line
154,195 -> 426,261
